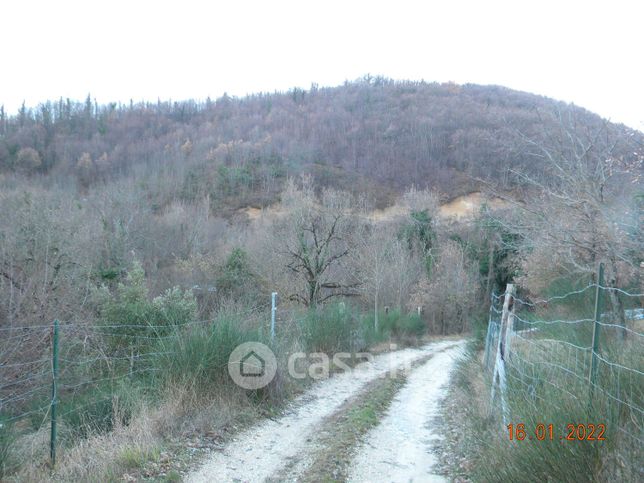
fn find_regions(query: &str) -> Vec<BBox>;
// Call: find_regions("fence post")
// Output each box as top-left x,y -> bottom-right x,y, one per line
589,262 -> 604,393
505,292 -> 517,361
491,284 -> 514,425
499,284 -> 515,362
50,319 -> 59,467
484,292 -> 494,368
271,292 -> 277,341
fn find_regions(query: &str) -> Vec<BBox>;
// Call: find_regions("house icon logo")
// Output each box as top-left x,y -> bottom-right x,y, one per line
228,342 -> 277,390
240,350 -> 265,377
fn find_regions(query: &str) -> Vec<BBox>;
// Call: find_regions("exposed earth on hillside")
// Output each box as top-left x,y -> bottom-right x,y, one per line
241,192 -> 508,223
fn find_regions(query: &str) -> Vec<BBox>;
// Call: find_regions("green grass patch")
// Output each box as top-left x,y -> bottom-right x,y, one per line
361,308 -> 426,346
116,445 -> 160,470
300,304 -> 362,354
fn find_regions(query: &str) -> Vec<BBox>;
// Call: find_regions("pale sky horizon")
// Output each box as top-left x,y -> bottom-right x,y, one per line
1,0 -> 642,130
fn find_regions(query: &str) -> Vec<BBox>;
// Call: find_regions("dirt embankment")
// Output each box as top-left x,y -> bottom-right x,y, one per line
240,192 -> 508,223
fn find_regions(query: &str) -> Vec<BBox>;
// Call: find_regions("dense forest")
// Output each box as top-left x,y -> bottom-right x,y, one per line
2,77 -> 640,207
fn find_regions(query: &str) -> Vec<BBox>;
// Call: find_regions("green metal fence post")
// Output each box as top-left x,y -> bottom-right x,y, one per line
589,263 -> 604,400
50,319 -> 59,468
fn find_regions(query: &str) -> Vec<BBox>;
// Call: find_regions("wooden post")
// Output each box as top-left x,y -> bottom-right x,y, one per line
490,284 -> 514,425
505,291 -> 517,361
484,293 -> 494,368
499,284 -> 515,362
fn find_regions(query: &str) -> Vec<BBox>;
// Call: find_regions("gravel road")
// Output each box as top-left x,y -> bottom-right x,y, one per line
348,343 -> 465,482
187,340 -> 464,483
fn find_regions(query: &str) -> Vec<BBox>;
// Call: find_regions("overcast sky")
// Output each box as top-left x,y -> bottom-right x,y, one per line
1,0 -> 642,130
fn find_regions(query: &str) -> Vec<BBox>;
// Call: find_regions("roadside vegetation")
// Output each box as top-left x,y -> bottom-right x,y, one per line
0,178 -> 489,480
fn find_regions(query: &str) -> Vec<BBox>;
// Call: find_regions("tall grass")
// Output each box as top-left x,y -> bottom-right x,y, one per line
2,302 -> 437,480
300,304 -> 362,353
152,314 -> 265,389
299,304 -> 427,354
0,419 -> 18,477
360,308 -> 425,347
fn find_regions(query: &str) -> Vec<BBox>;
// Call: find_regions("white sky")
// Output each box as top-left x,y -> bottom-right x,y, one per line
1,0 -> 642,130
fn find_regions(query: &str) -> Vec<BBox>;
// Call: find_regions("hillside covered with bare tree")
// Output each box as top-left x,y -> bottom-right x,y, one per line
2,77 -> 641,206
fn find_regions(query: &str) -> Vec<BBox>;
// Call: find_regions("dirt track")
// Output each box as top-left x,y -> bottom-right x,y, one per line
348,346 -> 464,482
187,340 -> 465,483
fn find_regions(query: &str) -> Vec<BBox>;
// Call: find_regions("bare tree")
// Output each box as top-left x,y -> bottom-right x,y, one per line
272,178 -> 360,306
501,112 -> 643,331
412,240 -> 478,334
354,222 -> 396,331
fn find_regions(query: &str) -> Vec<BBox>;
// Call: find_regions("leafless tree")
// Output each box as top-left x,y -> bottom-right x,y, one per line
500,112 -> 643,331
269,178 -> 361,306
412,240 -> 478,334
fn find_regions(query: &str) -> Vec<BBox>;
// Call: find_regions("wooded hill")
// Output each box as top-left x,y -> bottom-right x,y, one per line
1,76 -> 641,208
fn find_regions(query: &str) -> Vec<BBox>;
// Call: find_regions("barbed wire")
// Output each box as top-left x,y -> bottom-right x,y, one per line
0,324 -> 53,332
0,316 -> 221,334
58,351 -> 175,366
0,358 -> 50,369
596,285 -> 644,297
494,283 -> 644,308
60,317 -> 216,331
589,379 -> 644,417
512,313 -> 594,327
512,332 -> 592,352
616,425 -> 644,446
595,321 -> 644,337
58,367 -> 160,392
0,370 -> 51,390
505,348 -> 581,401
3,403 -> 51,424
1,383 -> 50,405
56,394 -> 116,420
593,352 -> 644,377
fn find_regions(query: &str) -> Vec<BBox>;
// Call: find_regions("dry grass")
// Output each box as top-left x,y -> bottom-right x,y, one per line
7,384 -> 260,482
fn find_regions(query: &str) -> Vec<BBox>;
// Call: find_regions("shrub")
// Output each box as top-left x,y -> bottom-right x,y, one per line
152,286 -> 198,327
216,248 -> 261,303
95,261 -> 197,351
300,304 -> 360,354
362,308 -> 426,346
152,313 -> 265,390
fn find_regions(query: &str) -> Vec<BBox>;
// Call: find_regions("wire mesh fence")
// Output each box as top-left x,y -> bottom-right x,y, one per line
484,269 -> 644,462
0,303 -> 280,472
1,294 -> 338,473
